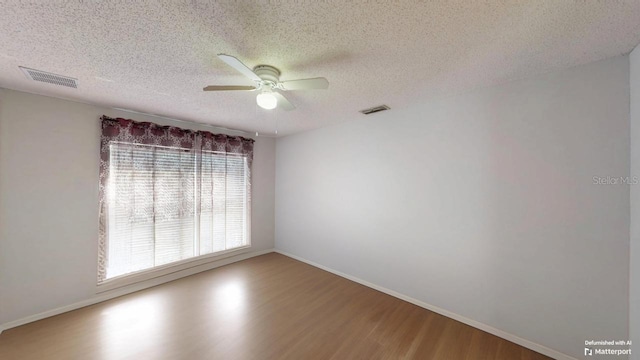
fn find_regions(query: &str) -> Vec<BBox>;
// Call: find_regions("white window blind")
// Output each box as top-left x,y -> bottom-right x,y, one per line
105,142 -> 248,280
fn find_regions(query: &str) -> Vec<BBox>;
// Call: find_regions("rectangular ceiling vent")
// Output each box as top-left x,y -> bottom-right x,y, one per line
19,66 -> 77,88
360,105 -> 390,115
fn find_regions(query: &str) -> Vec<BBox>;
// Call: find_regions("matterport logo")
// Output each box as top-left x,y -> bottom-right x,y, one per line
584,340 -> 632,356
592,176 -> 639,185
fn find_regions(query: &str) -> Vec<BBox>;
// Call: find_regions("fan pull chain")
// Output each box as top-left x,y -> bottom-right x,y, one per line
255,97 -> 259,137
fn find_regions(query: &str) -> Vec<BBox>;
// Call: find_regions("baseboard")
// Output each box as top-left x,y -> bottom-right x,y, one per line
275,250 -> 576,360
0,248 -> 274,334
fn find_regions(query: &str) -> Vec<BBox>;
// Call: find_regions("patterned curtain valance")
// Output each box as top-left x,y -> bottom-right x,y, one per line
100,116 -> 255,161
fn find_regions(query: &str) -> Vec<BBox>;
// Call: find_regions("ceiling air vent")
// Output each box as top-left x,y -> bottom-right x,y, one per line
19,66 -> 77,88
360,105 -> 390,115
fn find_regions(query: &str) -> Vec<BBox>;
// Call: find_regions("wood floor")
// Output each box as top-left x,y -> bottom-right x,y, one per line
0,253 -> 551,360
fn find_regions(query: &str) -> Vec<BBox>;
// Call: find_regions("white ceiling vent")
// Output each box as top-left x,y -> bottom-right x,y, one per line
19,66 -> 77,88
360,105 -> 390,115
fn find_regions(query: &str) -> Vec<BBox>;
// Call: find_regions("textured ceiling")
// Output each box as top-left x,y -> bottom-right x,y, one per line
0,1 -> 639,136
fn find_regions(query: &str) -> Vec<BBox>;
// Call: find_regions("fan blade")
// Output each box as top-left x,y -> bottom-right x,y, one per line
203,85 -> 256,91
280,77 -> 329,91
217,54 -> 262,82
273,91 -> 295,111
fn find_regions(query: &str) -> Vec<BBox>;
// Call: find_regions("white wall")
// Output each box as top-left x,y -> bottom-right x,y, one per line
0,89 -> 275,326
276,56 -> 630,359
630,47 -> 640,360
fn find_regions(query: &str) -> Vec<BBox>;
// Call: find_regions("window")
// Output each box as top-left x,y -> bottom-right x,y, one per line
98,116 -> 254,283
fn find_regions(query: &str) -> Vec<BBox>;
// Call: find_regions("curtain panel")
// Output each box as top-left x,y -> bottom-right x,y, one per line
98,115 -> 254,282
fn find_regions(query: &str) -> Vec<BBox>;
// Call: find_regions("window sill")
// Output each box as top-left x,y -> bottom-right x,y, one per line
96,245 -> 251,293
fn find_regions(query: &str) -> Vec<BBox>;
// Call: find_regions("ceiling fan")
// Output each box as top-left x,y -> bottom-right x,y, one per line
204,54 -> 329,110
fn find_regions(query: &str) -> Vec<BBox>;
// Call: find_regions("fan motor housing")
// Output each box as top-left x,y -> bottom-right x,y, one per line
253,65 -> 281,83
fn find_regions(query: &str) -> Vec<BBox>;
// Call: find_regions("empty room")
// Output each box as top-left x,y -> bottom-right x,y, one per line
0,1 -> 638,359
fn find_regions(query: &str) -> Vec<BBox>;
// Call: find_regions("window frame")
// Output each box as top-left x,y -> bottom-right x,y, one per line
97,116 -> 254,291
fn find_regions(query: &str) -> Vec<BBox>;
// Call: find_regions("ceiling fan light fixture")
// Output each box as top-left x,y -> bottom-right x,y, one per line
204,55 -> 327,112
256,90 -> 277,110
